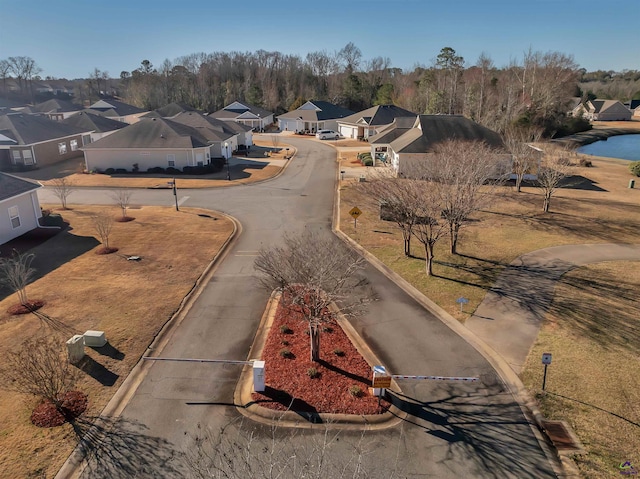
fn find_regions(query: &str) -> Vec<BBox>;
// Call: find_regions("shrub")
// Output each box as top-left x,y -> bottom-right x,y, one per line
579,158 -> 593,167
322,325 -> 333,333
349,385 -> 363,397
132,163 -> 139,173
362,158 -> 374,167
333,348 -> 344,357
307,367 -> 320,379
279,348 -> 293,359
281,340 -> 290,346
629,161 -> 640,177
147,167 -> 165,174
115,168 -> 127,174
280,325 -> 293,334
104,168 -> 115,175
166,167 -> 181,175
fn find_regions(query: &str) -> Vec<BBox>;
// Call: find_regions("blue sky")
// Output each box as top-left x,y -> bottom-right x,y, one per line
1,0 -> 638,79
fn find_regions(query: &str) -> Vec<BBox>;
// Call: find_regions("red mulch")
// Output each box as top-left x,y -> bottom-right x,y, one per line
251,296 -> 389,415
115,216 -> 135,223
95,247 -> 119,255
30,391 -> 88,428
7,300 -> 45,315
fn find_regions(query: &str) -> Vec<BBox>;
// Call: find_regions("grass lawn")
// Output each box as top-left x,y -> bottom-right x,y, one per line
339,155 -> 640,476
0,205 -> 234,479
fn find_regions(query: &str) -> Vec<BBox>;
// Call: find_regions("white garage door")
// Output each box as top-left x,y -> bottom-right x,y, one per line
340,125 -> 355,138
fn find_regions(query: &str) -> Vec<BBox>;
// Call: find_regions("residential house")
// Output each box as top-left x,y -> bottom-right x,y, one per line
170,111 -> 243,157
209,101 -> 274,131
62,111 -> 128,144
630,100 -> 640,119
336,105 -> 417,140
86,99 -> 148,124
277,100 -> 354,133
0,172 -> 42,246
583,99 -> 632,121
154,102 -> 202,118
30,98 -> 83,121
0,113 -> 91,171
369,115 -> 506,176
81,117 -> 215,172
567,97 -> 585,118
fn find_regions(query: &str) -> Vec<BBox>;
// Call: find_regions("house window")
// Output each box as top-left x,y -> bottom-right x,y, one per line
11,150 -> 21,164
8,206 -> 20,229
82,135 -> 92,146
70,139 -> 78,151
58,142 -> 67,155
167,154 -> 176,167
23,150 -> 34,165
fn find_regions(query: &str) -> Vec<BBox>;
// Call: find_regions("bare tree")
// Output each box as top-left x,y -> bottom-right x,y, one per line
0,251 -> 36,305
50,177 -> 75,209
110,189 -> 134,220
254,230 -> 367,362
0,336 -> 79,413
504,126 -> 544,192
92,212 -> 115,251
538,145 -> 574,213
421,140 -> 508,254
409,181 -> 448,277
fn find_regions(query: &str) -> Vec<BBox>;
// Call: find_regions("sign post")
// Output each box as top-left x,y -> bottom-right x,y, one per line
541,353 -> 552,391
456,297 -> 469,313
349,207 -> 362,230
168,179 -> 179,211
372,365 -> 391,398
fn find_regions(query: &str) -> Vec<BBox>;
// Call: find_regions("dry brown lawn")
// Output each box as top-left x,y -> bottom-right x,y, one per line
0,205 -> 234,479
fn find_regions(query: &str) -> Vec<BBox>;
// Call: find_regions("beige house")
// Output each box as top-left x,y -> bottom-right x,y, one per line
0,172 -> 42,246
583,100 -> 632,121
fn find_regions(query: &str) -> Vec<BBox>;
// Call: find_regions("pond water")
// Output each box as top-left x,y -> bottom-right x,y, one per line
577,134 -> 640,161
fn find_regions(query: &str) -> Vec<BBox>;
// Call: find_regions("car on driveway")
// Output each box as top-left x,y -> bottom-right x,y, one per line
316,130 -> 340,140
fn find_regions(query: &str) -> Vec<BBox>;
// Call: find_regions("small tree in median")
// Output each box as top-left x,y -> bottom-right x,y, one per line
50,177 -> 75,210
254,230 -> 368,362
538,145 -> 574,213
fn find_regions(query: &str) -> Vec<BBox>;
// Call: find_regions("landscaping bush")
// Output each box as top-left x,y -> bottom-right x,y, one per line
165,167 -> 181,175
579,158 -> 593,167
279,348 -> 293,359
362,158 -> 374,167
307,367 -> 320,379
104,168 -> 115,175
629,161 -> 640,177
280,325 -> 293,334
349,385 -> 363,397
115,168 -> 127,174
333,348 -> 345,357
146,167 -> 165,174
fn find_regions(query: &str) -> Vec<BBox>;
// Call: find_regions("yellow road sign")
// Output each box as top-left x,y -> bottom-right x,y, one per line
372,376 -> 392,388
349,207 -> 362,219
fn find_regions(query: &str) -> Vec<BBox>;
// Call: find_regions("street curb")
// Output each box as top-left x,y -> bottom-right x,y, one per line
234,291 -> 407,430
332,173 -> 579,478
54,210 -> 242,479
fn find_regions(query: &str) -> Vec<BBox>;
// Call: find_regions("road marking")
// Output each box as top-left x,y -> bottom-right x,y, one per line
177,196 -> 190,206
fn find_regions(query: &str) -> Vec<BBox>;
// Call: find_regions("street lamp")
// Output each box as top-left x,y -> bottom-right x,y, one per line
225,142 -> 230,181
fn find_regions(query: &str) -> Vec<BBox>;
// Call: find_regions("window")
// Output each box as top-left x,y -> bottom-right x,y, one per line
11,150 -> 21,163
70,139 -> 78,151
8,206 -> 20,229
167,154 -> 176,167
82,135 -> 92,146
23,150 -> 34,165
58,142 -> 67,155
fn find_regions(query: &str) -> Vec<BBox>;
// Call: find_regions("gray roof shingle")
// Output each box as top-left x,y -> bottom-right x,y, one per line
339,105 -> 417,126
0,113 -> 90,145
277,100 -> 354,121
0,172 -> 41,201
62,111 -> 128,133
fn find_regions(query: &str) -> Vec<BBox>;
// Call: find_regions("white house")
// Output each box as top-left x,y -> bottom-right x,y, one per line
0,172 -> 42,246
336,105 -> 416,140
209,101 -> 274,131
277,100 -> 354,133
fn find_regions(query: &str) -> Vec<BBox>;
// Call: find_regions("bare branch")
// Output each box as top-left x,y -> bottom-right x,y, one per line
92,212 -> 115,249
110,189 -> 134,219
50,178 -> 76,210
0,250 -> 36,305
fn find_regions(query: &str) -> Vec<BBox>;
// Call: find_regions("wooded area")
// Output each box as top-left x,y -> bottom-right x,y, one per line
2,44 -> 639,137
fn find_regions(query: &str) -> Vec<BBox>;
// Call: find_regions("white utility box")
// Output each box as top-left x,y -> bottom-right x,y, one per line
253,360 -> 266,392
66,335 -> 85,363
83,330 -> 107,347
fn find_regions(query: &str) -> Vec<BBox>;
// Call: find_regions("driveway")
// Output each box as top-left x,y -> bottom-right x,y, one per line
48,137 -> 555,478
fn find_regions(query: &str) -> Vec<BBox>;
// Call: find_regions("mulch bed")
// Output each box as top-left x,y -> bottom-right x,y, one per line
30,391 -> 88,428
251,296 -> 389,415
7,300 -> 45,315
114,216 -> 135,223
95,247 -> 119,255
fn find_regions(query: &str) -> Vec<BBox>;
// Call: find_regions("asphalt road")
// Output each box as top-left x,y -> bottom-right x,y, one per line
40,137 -> 556,478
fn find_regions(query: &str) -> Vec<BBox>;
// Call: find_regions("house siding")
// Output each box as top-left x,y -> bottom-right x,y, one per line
84,147 -> 212,172
17,135 -> 85,167
0,191 -> 41,246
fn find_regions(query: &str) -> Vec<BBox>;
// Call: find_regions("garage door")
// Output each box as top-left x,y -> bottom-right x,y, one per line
340,125 -> 354,139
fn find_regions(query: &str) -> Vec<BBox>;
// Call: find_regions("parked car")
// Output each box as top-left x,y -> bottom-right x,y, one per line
316,130 -> 340,140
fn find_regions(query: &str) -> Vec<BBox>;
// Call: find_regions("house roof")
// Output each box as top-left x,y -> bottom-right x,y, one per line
368,116 -> 418,144
88,99 -> 147,116
0,113 -> 90,145
31,98 -> 82,114
82,117 -> 211,150
62,111 -> 128,133
388,115 -> 504,154
629,100 -> 640,110
589,99 -> 626,113
0,172 -> 41,201
170,112 -> 237,142
277,100 -> 355,122
338,105 -> 417,126
155,102 -> 200,118
209,101 -> 273,120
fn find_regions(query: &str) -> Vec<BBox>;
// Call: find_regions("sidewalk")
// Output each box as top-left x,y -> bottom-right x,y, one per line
465,243 -> 640,373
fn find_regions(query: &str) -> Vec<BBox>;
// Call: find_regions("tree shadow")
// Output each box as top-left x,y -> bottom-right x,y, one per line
560,174 -> 607,191
74,356 -> 119,387
546,391 -> 640,428
69,416 -> 183,478
316,358 -> 371,384
386,383 -> 555,478
251,386 -> 323,423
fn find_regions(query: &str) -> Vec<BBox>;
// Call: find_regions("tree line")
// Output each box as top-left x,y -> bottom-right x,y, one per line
3,45 -> 638,136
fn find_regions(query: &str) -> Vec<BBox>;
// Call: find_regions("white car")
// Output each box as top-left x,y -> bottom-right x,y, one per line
315,130 -> 340,140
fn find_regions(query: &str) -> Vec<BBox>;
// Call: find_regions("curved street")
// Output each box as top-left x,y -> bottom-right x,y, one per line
40,137 -> 557,478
